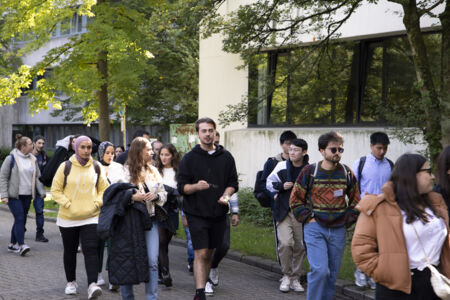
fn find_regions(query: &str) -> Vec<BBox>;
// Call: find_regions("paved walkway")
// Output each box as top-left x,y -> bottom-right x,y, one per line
0,209 -> 307,300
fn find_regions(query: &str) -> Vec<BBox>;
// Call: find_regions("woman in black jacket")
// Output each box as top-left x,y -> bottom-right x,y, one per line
155,143 -> 181,287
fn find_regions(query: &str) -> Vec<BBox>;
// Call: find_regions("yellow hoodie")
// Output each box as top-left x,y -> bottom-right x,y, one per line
51,155 -> 109,221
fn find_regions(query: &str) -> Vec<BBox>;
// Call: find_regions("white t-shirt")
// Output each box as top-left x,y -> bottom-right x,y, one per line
162,167 -> 177,189
402,207 -> 448,270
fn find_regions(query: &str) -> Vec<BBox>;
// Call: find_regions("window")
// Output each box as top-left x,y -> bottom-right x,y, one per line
248,33 -> 441,126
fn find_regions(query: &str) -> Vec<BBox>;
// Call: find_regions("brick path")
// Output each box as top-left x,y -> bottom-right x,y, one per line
0,209 -> 306,300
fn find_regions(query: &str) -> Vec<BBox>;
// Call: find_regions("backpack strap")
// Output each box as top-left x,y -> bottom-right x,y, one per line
357,156 -> 366,193
8,154 -> 15,181
386,158 -> 394,170
62,160 -> 101,191
62,160 -> 72,191
305,163 -> 317,218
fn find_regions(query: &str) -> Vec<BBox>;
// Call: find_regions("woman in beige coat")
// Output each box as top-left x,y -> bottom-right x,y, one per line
352,153 -> 450,299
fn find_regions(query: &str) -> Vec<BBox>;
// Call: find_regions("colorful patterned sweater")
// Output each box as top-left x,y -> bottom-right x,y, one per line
289,161 -> 360,227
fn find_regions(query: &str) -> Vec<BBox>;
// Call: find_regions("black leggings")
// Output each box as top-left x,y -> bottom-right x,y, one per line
158,226 -> 174,271
59,224 -> 99,285
211,216 -> 230,269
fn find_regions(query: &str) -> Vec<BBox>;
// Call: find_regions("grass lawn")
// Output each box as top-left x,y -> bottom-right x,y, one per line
176,215 -> 356,281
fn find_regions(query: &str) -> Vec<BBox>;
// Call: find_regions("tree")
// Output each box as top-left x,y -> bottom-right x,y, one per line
0,0 -> 213,140
209,0 -> 448,163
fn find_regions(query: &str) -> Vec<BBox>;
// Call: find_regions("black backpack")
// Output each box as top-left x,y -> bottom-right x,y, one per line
253,157 -> 278,208
62,160 -> 101,191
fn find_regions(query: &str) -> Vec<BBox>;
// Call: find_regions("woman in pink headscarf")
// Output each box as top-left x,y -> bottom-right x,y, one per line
51,136 -> 109,299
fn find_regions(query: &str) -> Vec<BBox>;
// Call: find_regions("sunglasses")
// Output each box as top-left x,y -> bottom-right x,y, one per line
328,147 -> 344,154
418,168 -> 432,175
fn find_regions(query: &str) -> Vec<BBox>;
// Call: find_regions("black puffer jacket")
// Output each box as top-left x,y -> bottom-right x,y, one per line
98,183 -> 152,285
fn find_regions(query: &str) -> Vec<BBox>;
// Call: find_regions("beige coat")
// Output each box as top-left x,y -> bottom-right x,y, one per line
351,182 -> 450,294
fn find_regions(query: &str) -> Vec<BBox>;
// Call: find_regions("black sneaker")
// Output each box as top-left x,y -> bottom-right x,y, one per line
7,244 -> 19,253
35,235 -> 49,242
188,262 -> 194,273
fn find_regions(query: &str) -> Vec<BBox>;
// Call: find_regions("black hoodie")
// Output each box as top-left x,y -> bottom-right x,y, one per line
177,144 -> 239,218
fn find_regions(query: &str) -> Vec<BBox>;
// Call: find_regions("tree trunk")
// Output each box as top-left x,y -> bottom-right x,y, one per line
400,0 -> 442,163
440,2 -> 450,146
96,0 -> 109,141
97,50 -> 110,142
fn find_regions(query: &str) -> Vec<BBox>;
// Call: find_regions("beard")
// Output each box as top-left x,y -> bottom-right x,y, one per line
325,154 -> 341,163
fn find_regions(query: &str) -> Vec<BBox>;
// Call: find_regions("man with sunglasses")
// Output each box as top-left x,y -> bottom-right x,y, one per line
351,131 -> 393,289
290,131 -> 360,300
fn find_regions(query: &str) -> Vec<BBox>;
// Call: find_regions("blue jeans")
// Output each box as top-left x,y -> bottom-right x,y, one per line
8,195 -> 32,245
33,194 -> 45,236
121,222 -> 159,300
304,222 -> 346,300
183,226 -> 194,264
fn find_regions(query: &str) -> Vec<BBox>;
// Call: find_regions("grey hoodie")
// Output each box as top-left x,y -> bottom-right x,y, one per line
0,149 -> 45,200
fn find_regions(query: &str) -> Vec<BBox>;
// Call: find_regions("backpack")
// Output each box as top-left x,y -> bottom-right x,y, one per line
253,157 -> 279,208
62,160 -> 101,191
357,156 -> 394,193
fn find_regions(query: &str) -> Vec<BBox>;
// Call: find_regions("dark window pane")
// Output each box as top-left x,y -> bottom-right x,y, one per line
360,42 -> 383,122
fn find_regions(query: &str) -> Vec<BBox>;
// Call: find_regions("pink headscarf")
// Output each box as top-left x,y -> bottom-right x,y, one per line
74,135 -> 92,166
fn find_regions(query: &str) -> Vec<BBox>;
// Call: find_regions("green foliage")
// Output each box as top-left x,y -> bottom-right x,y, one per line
0,147 -> 11,166
238,188 -> 273,227
0,0 -> 207,129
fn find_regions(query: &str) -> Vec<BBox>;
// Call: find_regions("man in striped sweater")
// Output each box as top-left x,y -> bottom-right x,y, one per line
289,131 -> 360,300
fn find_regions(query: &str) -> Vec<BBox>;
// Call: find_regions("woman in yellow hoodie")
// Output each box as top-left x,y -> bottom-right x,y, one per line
51,136 -> 109,300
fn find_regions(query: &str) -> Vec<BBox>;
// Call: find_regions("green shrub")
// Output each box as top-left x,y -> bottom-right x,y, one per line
238,188 -> 273,227
0,147 -> 11,167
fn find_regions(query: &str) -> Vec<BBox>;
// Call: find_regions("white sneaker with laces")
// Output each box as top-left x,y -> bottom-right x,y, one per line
205,281 -> 214,296
209,268 -> 219,286
97,273 -> 105,286
279,275 -> 290,293
88,282 -> 102,299
354,268 -> 368,287
65,281 -> 78,295
290,279 -> 304,292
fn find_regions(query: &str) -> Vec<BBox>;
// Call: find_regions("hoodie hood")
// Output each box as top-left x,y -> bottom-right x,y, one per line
192,144 -> 225,157
69,154 -> 93,168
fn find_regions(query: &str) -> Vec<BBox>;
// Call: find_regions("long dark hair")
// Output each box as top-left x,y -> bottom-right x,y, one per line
437,145 -> 450,199
390,153 -> 435,223
125,137 -> 151,185
156,143 -> 180,177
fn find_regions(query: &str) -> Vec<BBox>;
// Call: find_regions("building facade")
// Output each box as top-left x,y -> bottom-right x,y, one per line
199,0 -> 442,187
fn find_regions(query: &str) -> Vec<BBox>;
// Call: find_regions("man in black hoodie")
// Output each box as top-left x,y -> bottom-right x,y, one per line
177,118 -> 239,300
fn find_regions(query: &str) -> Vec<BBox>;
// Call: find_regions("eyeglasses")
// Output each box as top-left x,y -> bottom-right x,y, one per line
327,147 -> 344,154
418,168 -> 432,175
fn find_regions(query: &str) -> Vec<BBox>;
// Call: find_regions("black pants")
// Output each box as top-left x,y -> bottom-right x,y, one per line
376,268 -> 440,300
158,226 -> 174,272
59,224 -> 99,285
211,216 -> 230,269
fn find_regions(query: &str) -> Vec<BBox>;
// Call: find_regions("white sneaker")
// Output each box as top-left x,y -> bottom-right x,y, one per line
209,268 -> 219,286
97,273 -> 105,286
205,281 -> 214,296
290,279 -> 304,292
19,244 -> 30,256
65,281 -> 78,295
87,282 -> 102,299
279,275 -> 290,293
354,268 -> 368,287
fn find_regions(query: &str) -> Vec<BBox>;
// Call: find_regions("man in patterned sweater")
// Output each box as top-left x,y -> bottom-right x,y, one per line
289,131 -> 360,300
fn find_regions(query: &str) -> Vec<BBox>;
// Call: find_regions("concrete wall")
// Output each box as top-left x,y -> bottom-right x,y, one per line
224,127 -> 425,188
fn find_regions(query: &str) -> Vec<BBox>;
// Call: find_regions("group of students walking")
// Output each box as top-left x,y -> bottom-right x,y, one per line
0,118 -> 240,300
1,120 -> 450,300
259,129 -> 450,300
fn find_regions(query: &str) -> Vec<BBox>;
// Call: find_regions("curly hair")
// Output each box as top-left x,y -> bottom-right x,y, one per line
126,137 -> 152,185
156,143 -> 180,178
